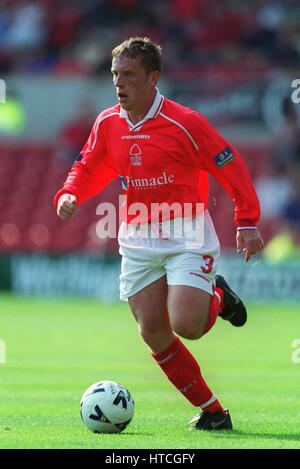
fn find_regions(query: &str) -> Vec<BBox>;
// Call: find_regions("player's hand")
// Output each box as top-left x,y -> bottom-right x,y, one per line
236,228 -> 264,262
57,193 -> 77,220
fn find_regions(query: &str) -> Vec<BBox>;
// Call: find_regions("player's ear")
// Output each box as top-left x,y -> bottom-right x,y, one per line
149,70 -> 159,86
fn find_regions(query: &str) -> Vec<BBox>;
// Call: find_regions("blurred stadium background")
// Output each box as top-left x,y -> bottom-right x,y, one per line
0,0 -> 299,303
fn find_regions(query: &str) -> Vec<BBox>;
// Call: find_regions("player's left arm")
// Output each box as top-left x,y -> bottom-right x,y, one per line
236,227 -> 264,262
211,155 -> 265,262
192,114 -> 264,261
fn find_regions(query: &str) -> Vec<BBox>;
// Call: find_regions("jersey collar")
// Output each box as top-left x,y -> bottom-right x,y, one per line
119,88 -> 164,131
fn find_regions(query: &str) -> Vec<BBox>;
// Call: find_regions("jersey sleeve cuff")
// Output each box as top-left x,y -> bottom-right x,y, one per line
236,220 -> 257,229
237,226 -> 258,230
54,189 -> 77,208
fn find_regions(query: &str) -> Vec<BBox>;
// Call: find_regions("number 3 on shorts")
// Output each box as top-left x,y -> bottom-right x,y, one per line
201,255 -> 214,274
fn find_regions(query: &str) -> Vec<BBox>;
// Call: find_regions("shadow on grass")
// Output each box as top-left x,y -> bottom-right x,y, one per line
215,429 -> 300,443
121,432 -> 155,437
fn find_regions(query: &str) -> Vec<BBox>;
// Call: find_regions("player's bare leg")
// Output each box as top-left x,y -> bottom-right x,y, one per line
167,285 -> 211,339
128,278 -> 232,430
128,275 -> 174,354
128,279 -> 214,351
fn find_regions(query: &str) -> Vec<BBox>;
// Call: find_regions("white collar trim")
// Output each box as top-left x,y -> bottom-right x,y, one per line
120,88 -> 164,131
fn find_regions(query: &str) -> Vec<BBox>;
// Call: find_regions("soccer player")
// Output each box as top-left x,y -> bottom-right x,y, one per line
54,37 -> 264,431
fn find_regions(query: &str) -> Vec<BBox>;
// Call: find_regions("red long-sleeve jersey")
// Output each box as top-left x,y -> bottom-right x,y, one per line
54,90 -> 260,227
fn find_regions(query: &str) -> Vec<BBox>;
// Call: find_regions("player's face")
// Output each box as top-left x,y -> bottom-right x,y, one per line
111,56 -> 158,122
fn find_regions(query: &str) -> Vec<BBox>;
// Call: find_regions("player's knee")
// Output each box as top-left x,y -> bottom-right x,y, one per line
138,325 -> 154,346
175,326 -> 203,340
138,324 -> 168,349
170,310 -> 207,340
171,320 -> 204,340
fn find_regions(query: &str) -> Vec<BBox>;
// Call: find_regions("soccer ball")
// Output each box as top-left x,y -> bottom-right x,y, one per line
80,380 -> 134,433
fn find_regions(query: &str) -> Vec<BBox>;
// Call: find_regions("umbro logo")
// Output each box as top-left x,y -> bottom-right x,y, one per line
121,135 -> 150,140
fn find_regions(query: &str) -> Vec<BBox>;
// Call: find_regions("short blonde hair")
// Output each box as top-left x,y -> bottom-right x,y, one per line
112,37 -> 162,74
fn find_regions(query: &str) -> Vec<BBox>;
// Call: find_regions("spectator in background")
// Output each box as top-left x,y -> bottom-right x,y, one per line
254,163 -> 292,223
255,95 -> 300,239
55,100 -> 95,167
263,164 -> 300,262
242,0 -> 300,67
256,0 -> 285,32
0,5 -> 9,43
282,161 -> 300,237
3,0 -> 46,52
272,96 -> 300,172
261,94 -> 300,261
47,0 -> 83,52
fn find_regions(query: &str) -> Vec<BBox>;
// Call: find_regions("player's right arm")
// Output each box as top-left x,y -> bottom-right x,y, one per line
54,113 -> 116,218
57,193 -> 77,220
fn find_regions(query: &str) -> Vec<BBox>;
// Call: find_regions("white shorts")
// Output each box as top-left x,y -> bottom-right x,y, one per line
118,210 -> 220,301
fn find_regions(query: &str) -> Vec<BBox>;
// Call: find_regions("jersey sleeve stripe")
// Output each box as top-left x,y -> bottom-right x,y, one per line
159,112 -> 199,150
91,112 -> 119,150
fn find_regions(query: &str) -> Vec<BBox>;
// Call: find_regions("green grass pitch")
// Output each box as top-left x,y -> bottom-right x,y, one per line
0,292 -> 299,449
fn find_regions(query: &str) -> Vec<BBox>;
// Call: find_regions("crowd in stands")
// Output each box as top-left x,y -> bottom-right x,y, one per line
0,0 -> 300,76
